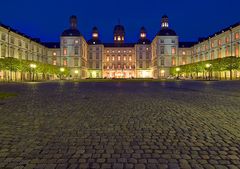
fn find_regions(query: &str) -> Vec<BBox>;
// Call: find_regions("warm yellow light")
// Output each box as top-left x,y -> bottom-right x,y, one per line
118,36 -> 121,41
74,70 -> 79,74
60,68 -> 65,72
141,33 -> 146,38
176,67 -> 180,72
206,63 -> 211,68
93,33 -> 98,38
30,63 -> 37,69
161,70 -> 165,73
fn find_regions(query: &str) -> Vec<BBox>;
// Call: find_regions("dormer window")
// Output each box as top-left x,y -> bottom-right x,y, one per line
140,33 -> 146,38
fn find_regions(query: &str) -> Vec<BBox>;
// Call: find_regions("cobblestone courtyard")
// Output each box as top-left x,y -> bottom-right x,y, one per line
0,81 -> 240,169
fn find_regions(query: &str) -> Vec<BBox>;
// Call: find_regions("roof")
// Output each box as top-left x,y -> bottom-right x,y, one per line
198,22 -> 240,43
103,43 -> 135,48
0,22 -> 44,44
179,42 -> 197,48
61,29 -> 81,37
42,42 -> 60,48
157,28 -> 177,36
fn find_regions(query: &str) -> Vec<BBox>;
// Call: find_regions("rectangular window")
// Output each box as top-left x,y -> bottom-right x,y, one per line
96,62 -> 99,69
74,47 -> 79,55
225,37 -> 229,43
218,39 -> 222,46
218,49 -> 221,58
63,48 -> 67,55
139,62 -> 143,68
74,58 -> 79,66
118,56 -> 120,61
160,46 -> 164,54
226,46 -> 229,56
161,58 -> 164,66
53,59 -> 57,65
89,52 -> 93,59
235,33 -> 239,40
236,44 -> 239,57
63,59 -> 67,66
171,47 -> 176,54
172,58 -> 176,66
96,52 -> 99,59
1,34 -> 6,41
129,56 -> 132,61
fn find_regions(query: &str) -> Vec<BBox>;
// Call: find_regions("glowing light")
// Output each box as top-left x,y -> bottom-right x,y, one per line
93,33 -> 98,38
161,70 -> 165,73
60,68 -> 65,72
53,52 -> 57,56
30,63 -> 36,69
176,67 -> 180,72
74,70 -> 79,74
140,33 -> 146,38
205,63 -> 212,68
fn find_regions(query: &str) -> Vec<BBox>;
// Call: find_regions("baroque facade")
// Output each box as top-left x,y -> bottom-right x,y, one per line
0,15 -> 239,80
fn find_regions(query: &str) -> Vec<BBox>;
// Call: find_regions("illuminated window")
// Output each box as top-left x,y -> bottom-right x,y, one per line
63,48 -> 67,55
236,44 -> 239,57
218,39 -> 222,46
107,66 -> 109,70
112,56 -> 115,61
235,33 -> 239,40
226,46 -> 229,56
123,56 -> 126,61
118,56 -> 120,61
118,36 -> 121,41
211,51 -> 214,59
75,40 -> 79,44
129,57 -> 132,61
107,57 -> 109,61
171,47 -> 176,54
211,41 -> 214,48
129,50 -> 132,53
172,58 -> 176,66
218,49 -> 222,58
63,59 -> 67,66
226,37 -> 229,43
53,59 -> 56,65
124,65 -> 126,69
129,65 -> 132,69
107,50 -> 110,53
53,52 -> 57,56
118,65 -> 121,69
118,50 -> 120,53
182,51 -> 186,55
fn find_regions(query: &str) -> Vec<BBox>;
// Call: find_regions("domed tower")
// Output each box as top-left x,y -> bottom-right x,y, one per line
113,23 -> 125,44
62,15 -> 81,36
88,26 -> 101,44
138,26 -> 150,44
92,26 -> 99,40
157,15 -> 176,36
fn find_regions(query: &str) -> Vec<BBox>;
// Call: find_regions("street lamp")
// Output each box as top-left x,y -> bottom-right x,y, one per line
176,67 -> 180,78
74,70 -> 79,79
205,63 -> 212,80
60,67 -> 65,80
30,63 -> 37,81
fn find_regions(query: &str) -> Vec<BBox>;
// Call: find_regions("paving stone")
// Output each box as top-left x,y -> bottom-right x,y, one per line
0,82 -> 240,168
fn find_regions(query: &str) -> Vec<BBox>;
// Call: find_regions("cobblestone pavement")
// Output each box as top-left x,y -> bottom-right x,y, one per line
0,81 -> 240,169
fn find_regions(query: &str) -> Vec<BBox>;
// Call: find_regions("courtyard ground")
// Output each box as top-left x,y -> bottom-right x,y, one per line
0,81 -> 240,169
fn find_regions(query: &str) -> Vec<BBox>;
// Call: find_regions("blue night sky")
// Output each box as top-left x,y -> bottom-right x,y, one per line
0,0 -> 239,43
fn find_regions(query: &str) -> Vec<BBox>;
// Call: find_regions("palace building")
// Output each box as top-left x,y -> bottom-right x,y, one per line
0,15 -> 239,80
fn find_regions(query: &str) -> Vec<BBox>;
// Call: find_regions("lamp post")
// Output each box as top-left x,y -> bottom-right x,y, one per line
205,63 -> 212,80
60,67 -> 65,80
74,70 -> 79,79
176,67 -> 180,78
30,63 -> 37,81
